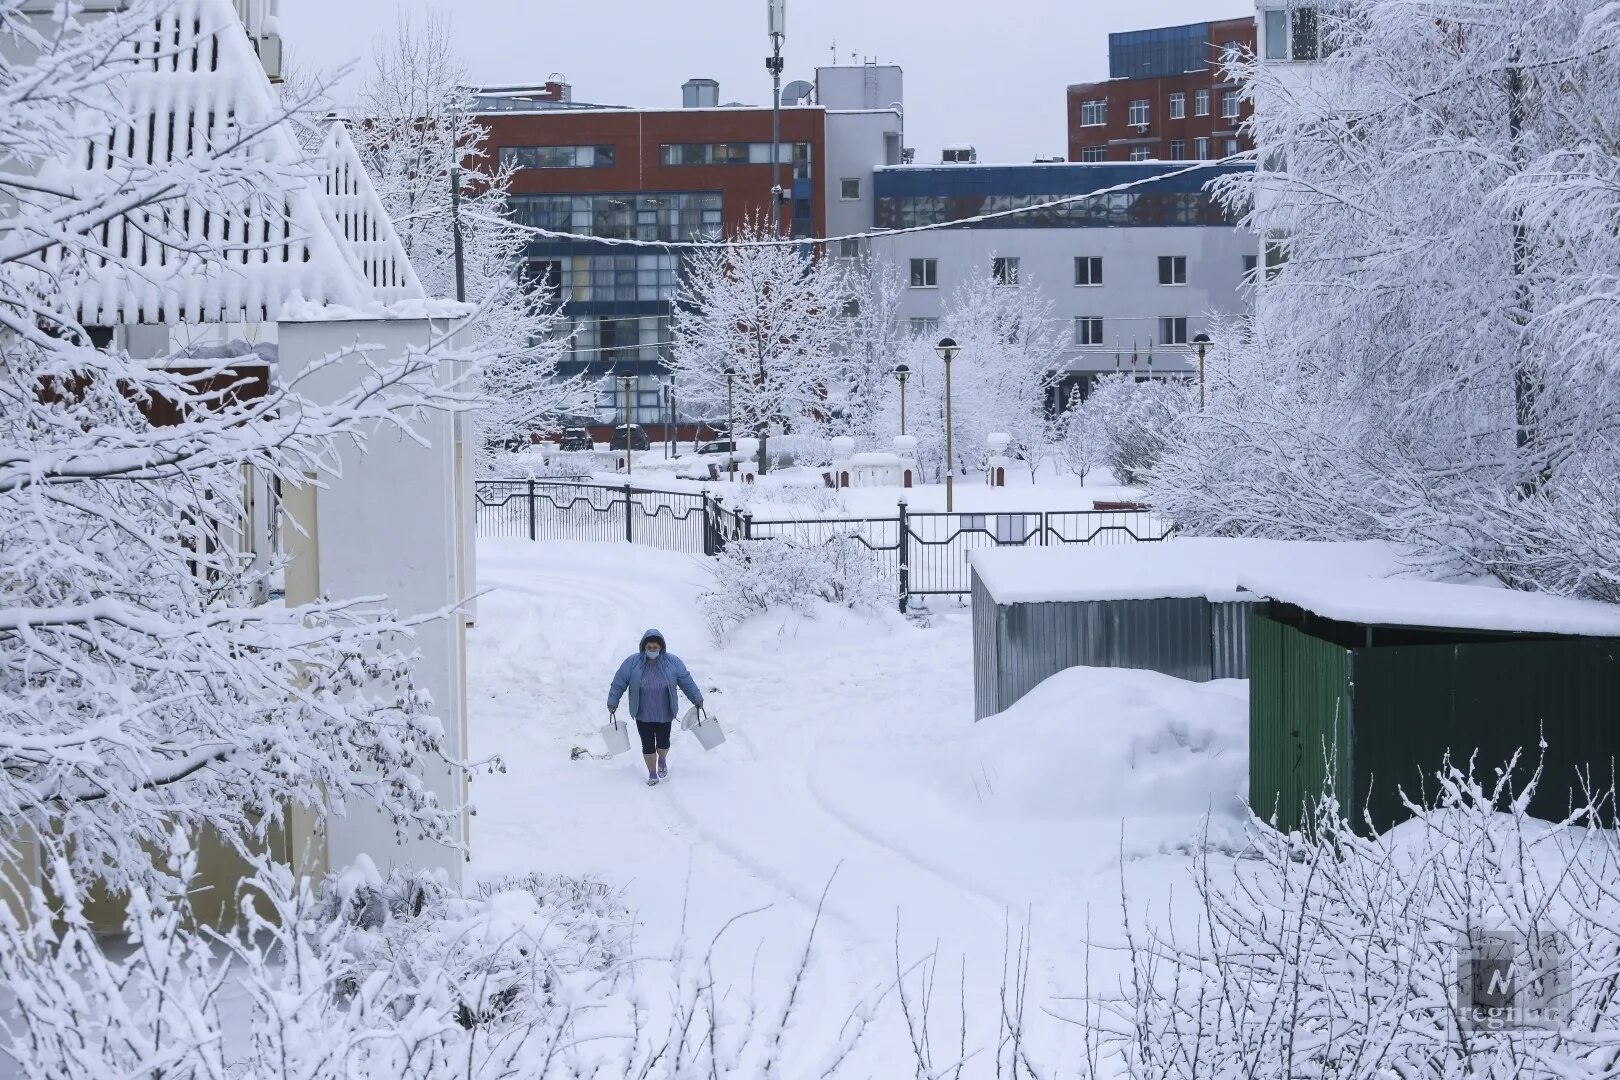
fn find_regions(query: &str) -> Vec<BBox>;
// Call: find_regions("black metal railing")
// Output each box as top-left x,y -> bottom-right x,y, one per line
475,480 -> 1174,607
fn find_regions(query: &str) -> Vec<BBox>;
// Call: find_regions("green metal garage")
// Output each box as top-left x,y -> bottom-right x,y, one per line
1244,570 -> 1620,834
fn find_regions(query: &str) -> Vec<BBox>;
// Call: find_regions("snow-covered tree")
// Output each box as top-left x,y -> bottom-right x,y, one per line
1054,390 -> 1107,486
669,219 -> 857,474
352,12 -> 583,472
0,0 -> 483,895
880,266 -> 1065,482
839,256 -> 909,444
1149,0 -> 1620,598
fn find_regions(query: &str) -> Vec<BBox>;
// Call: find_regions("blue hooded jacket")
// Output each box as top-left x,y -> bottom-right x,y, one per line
607,628 -> 703,722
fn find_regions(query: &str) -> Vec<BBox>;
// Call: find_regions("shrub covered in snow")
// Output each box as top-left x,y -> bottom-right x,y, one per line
1087,373 -> 1193,486
1071,755 -> 1620,1079
700,536 -> 892,643
315,860 -> 633,1029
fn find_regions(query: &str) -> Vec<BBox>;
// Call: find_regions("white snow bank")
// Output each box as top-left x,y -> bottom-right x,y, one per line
945,666 -> 1249,820
969,538 -> 1402,604
1242,570 -> 1620,637
280,295 -> 478,322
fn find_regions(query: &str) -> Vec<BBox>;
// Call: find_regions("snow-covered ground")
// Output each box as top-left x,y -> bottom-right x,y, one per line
468,538 -> 1249,1073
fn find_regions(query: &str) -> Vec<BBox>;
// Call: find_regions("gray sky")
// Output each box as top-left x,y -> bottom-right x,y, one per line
280,0 -> 1249,164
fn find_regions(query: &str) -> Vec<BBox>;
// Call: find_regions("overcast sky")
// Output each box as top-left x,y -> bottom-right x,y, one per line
280,0 -> 1250,163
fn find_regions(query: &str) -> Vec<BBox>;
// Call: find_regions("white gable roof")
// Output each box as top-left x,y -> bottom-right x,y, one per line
48,0 -> 422,326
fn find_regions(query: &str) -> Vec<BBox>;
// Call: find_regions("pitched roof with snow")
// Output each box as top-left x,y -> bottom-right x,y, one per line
49,0 -> 422,326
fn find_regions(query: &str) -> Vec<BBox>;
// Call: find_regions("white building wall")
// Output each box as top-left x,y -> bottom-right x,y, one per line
278,316 -> 469,888
823,109 -> 903,248
869,223 -> 1255,377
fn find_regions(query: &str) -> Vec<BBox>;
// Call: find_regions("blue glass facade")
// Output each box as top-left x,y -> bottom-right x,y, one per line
873,162 -> 1249,231
1109,22 -> 1210,79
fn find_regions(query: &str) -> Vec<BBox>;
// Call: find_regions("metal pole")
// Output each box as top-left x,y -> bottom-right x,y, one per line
769,33 -> 784,237
944,355 -> 955,514
450,165 -> 466,304
899,373 -> 908,435
621,376 -> 634,475
726,374 -> 736,482
1198,343 -> 1206,411
897,498 -> 910,615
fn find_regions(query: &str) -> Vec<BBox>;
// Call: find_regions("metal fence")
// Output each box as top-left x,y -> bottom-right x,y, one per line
476,479 -> 1174,606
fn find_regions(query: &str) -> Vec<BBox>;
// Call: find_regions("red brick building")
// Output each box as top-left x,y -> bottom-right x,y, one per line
1066,17 -> 1255,164
472,72 -> 900,432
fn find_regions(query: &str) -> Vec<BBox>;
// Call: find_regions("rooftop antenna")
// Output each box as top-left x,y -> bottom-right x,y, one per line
830,39 -> 837,64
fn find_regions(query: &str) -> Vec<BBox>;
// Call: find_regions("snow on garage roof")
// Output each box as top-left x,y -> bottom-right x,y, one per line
1236,570 -> 1620,638
968,539 -> 1402,605
48,0 -> 423,327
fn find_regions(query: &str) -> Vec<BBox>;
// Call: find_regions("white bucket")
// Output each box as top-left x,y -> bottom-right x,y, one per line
690,711 -> 726,751
600,716 -> 632,756
679,706 -> 701,731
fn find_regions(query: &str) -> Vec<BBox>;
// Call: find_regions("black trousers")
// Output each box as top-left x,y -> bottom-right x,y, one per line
636,720 -> 672,755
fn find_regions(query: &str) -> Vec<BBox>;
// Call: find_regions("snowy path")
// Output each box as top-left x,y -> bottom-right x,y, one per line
467,539 -> 1249,1074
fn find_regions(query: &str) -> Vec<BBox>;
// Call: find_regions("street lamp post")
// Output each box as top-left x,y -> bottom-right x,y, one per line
766,0 -> 786,238
1192,332 -> 1211,411
894,363 -> 911,435
934,337 -> 959,513
724,367 -> 737,482
619,374 -> 636,475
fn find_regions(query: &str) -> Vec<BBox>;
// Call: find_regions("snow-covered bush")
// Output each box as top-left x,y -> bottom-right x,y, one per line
1088,374 -> 1192,486
700,537 -> 892,643
316,860 -> 633,1029
1073,756 -> 1620,1079
0,841 -> 866,1077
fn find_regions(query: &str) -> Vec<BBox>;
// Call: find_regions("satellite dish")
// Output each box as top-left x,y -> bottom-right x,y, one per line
781,79 -> 815,105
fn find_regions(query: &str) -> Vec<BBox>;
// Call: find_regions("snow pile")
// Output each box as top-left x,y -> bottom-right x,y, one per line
942,666 -> 1248,821
699,536 -> 896,644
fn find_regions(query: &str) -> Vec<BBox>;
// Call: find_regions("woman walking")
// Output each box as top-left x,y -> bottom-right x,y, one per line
607,628 -> 704,786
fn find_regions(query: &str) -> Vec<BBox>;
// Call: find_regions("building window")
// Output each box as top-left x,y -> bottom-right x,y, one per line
1169,139 -> 1186,159
1159,316 -> 1189,345
1194,89 -> 1210,116
1195,137 -> 1210,160
1128,99 -> 1150,127
1129,146 -> 1151,161
838,237 -> 862,260
1080,99 -> 1107,127
1081,145 -> 1107,162
1075,316 -> 1104,346
1221,90 -> 1241,119
840,177 -> 861,200
1169,92 -> 1186,119
909,258 -> 938,288
499,144 -> 615,170
1264,8 -> 1288,59
660,142 -> 813,179
1074,256 -> 1103,286
1221,40 -> 1246,65
1292,7 -> 1322,61
511,191 -> 722,242
992,256 -> 1021,286
1158,255 -> 1188,286
1243,253 -> 1259,280
910,317 -> 940,339
1224,138 -> 1241,157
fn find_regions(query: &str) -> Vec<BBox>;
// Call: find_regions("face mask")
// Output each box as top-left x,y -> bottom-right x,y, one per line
644,647 -> 661,660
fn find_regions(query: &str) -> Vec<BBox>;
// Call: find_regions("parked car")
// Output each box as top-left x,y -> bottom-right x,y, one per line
557,427 -> 593,451
609,425 -> 650,451
692,438 -> 737,456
